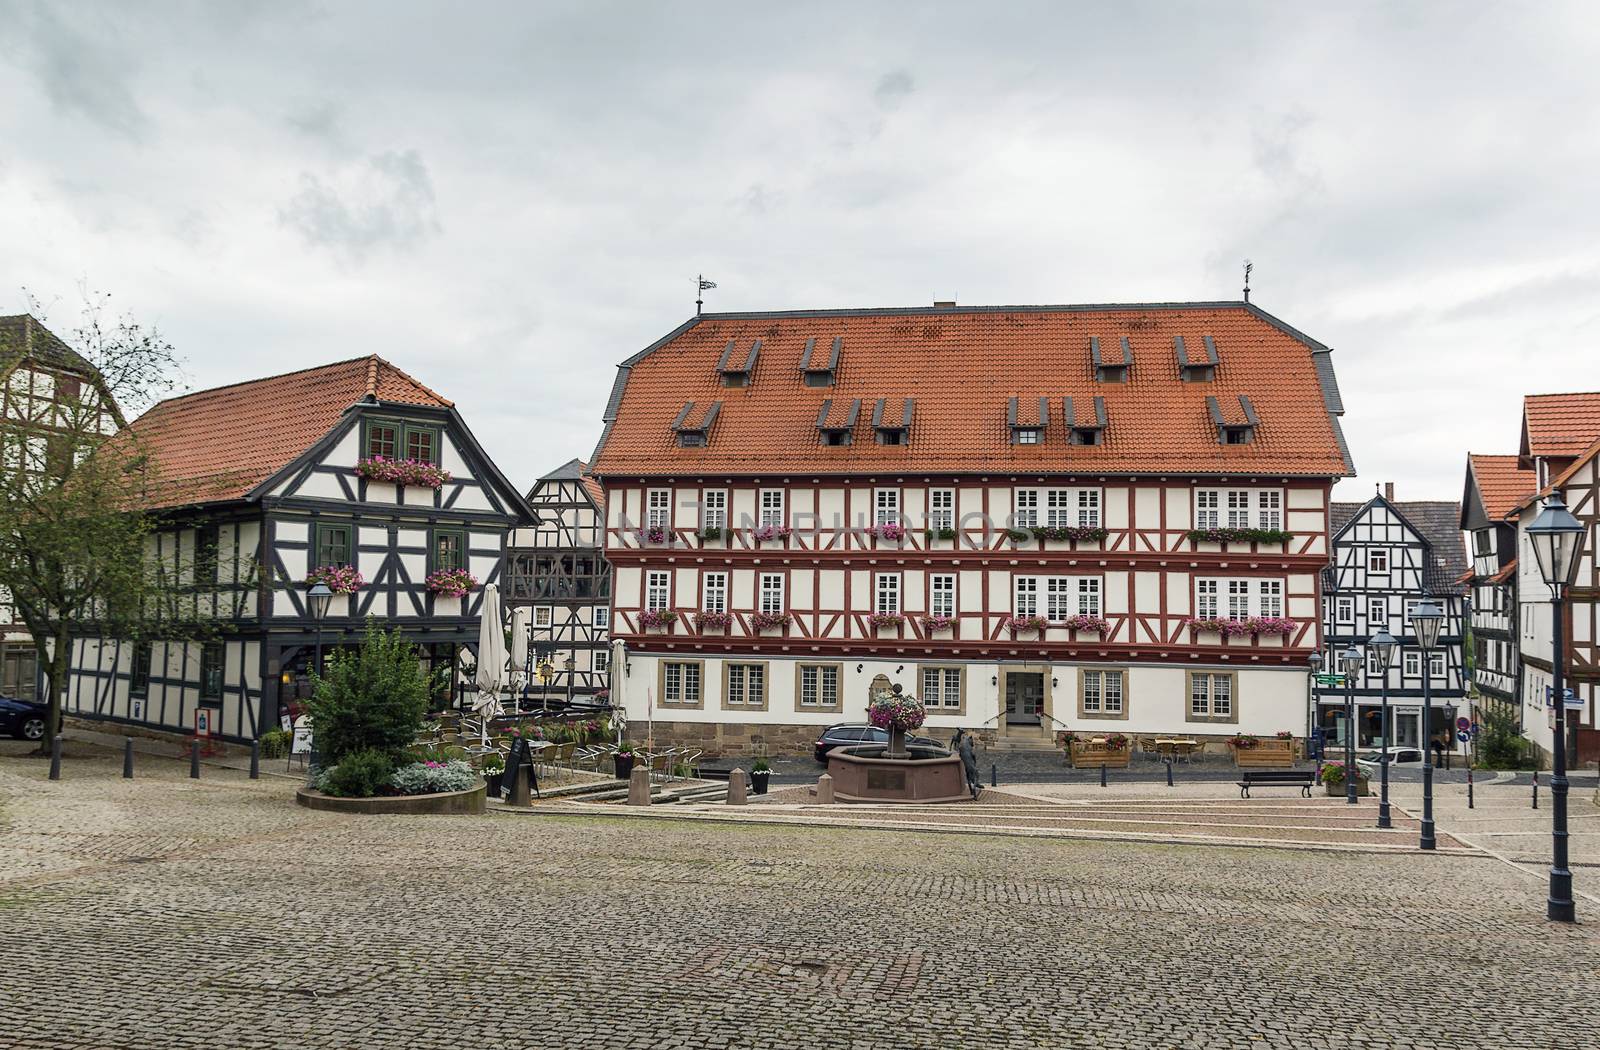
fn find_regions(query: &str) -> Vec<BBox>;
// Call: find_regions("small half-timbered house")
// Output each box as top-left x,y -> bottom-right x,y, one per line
62,356 -> 534,743
1460,454 -> 1535,715
504,459 -> 612,704
590,300 -> 1355,756
1323,490 -> 1468,750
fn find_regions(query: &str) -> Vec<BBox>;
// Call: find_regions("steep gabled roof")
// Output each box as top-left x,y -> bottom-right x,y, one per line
127,355 -> 450,509
0,314 -> 97,376
1520,392 -> 1600,464
590,301 -> 1353,478
533,457 -> 606,511
1330,497 -> 1469,596
1465,453 -> 1536,522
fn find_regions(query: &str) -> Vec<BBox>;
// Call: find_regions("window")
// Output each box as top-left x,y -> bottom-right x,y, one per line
1189,672 -> 1235,721
1197,579 -> 1218,618
314,523 -> 351,569
1014,576 -> 1039,616
1473,530 -> 1492,556
1429,651 -> 1446,677
1014,489 -> 1039,528
875,489 -> 900,526
1078,578 -> 1101,616
1257,491 -> 1282,530
593,606 -> 609,630
130,645 -> 151,698
1403,650 -> 1421,677
432,530 -> 464,572
759,573 -> 784,615
1228,580 -> 1250,619
1226,490 -> 1250,528
1368,548 -> 1389,573
760,490 -> 785,528
799,664 -> 842,711
930,574 -> 956,618
405,427 -> 437,465
200,643 -> 224,701
1078,489 -> 1101,528
195,524 -> 220,582
647,489 -> 671,529
0,646 -> 37,701
920,666 -> 963,710
365,420 -> 398,459
1014,427 -> 1043,445
1366,648 -> 1383,675
1046,489 -> 1072,528
593,648 -> 609,673
929,489 -> 955,531
1196,490 -> 1220,529
725,663 -> 767,709
1045,578 -> 1073,620
1368,597 -> 1387,625
702,572 -> 727,614
1259,580 -> 1283,618
645,571 -> 670,611
533,607 -> 553,629
875,573 -> 901,615
1336,596 -> 1354,623
876,428 -> 904,446
1223,426 -> 1252,445
660,661 -> 702,706
1081,669 -> 1126,717
701,490 -> 727,531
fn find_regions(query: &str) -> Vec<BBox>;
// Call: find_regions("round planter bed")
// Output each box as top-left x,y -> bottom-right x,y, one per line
295,782 -> 486,815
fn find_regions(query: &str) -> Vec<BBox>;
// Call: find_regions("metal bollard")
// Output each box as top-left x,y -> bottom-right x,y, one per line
123,737 -> 134,779
1100,762 -> 1107,788
1467,766 -> 1473,809
49,736 -> 62,781
249,740 -> 260,780
1532,771 -> 1539,810
990,763 -> 997,787
1165,759 -> 1174,788
190,739 -> 200,779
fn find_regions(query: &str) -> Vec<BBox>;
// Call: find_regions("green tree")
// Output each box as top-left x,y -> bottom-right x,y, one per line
307,619 -> 432,764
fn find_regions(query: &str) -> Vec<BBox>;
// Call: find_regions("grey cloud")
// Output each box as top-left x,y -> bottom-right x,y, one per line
5,4 -> 148,138
874,70 -> 914,109
278,150 -> 441,259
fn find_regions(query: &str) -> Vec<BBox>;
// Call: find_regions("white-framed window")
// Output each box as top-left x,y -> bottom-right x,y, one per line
1083,669 -> 1125,714
1366,648 -> 1383,675
646,489 -> 671,529
1258,580 -> 1283,618
1369,597 -> 1387,625
799,664 -> 841,708
1403,650 -> 1421,677
593,606 -> 610,630
1078,578 -> 1101,616
921,666 -> 962,709
1257,490 -> 1282,530
1368,548 -> 1389,573
701,489 -> 727,531
593,648 -> 609,673
662,661 -> 701,704
1197,579 -> 1219,618
1429,651 -> 1446,677
1227,580 -> 1250,619
1014,489 -> 1039,528
759,573 -> 784,615
1077,489 -> 1101,528
1336,596 -> 1354,623
875,488 -> 900,526
1046,489 -> 1073,528
930,574 -> 956,618
1190,673 -> 1232,718
1014,428 -> 1042,445
726,664 -> 765,707
702,572 -> 728,614
1196,490 -> 1220,529
533,607 -> 553,629
1045,577 -> 1073,620
760,490 -> 785,528
1226,490 -> 1250,528
1014,576 -> 1039,616
645,570 -> 670,611
875,573 -> 901,615
928,489 -> 955,531
1403,598 -> 1421,621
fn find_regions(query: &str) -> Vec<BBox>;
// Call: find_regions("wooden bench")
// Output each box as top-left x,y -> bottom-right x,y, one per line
1237,769 -> 1315,798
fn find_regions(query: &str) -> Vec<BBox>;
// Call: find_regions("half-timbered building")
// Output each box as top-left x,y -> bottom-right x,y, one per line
504,459 -> 611,704
589,300 -> 1354,755
1460,454 -> 1535,716
1323,490 -> 1468,750
61,356 -> 534,743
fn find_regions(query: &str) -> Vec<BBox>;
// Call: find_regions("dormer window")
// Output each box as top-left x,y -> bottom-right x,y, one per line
1207,395 -> 1259,446
1008,396 -> 1049,445
871,397 -> 914,446
1176,335 -> 1219,382
1222,426 -> 1251,445
1064,396 -> 1107,446
363,417 -> 439,465
1014,428 -> 1043,445
802,336 -> 842,387
1090,336 -> 1133,383
716,339 -> 759,387
671,401 -> 721,448
816,397 -> 860,447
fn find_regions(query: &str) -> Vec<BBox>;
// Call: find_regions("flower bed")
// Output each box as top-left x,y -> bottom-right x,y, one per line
694,610 -> 732,631
868,612 -> 905,630
750,611 -> 791,632
306,564 -> 364,594
1186,527 -> 1292,545
921,614 -> 956,633
426,568 -> 477,597
1318,760 -> 1370,795
356,456 -> 451,489
639,609 -> 678,630
1006,614 -> 1048,634
1063,614 -> 1109,634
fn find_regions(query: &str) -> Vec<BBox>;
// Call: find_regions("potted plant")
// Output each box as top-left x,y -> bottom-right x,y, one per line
1104,733 -> 1129,751
1319,760 -> 1369,797
867,685 -> 926,758
1227,733 -> 1260,750
749,757 -> 771,795
480,754 -> 505,796
614,744 -> 636,781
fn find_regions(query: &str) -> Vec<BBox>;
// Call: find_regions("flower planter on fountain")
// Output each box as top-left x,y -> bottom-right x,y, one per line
824,684 -> 967,803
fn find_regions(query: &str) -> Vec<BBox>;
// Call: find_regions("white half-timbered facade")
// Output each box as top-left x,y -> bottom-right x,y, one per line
1323,493 -> 1468,750
504,459 -> 611,703
590,301 -> 1355,756
63,356 -> 534,743
1460,454 -> 1533,714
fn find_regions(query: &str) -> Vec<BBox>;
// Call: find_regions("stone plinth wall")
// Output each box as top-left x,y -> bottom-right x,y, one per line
631,721 -> 996,758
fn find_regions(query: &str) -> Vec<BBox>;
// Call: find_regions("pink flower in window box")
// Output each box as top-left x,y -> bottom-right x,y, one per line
1006,615 -> 1048,634
637,525 -> 670,544
920,614 -> 956,633
305,564 -> 364,594
1247,616 -> 1296,636
867,612 -> 905,630
425,568 -> 477,598
1063,614 -> 1109,634
356,456 -> 451,489
694,611 -> 732,631
752,524 -> 792,542
750,611 -> 791,631
638,609 -> 678,630
867,523 -> 907,541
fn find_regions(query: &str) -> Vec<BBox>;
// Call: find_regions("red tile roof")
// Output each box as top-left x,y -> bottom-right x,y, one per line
591,303 -> 1352,478
1521,392 -> 1600,461
127,355 -> 450,509
1467,454 -> 1536,521
577,461 -> 606,512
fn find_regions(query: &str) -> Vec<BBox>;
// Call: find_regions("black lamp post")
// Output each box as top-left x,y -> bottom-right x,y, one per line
1340,645 -> 1362,805
1307,652 -> 1323,757
306,582 -> 333,678
564,655 -> 576,706
1369,627 -> 1398,829
1527,492 -> 1585,923
1409,598 -> 1444,851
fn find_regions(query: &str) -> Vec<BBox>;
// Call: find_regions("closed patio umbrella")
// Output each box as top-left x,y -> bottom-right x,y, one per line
473,583 -> 508,747
508,606 -> 530,710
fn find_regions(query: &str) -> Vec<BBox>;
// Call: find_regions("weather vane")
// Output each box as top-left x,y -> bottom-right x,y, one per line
696,274 -> 717,315
1243,259 -> 1253,303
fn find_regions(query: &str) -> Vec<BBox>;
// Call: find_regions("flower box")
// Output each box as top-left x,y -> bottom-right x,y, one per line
1028,526 -> 1109,547
1233,738 -> 1296,769
639,609 -> 678,632
920,614 -> 956,635
1063,614 -> 1109,635
1186,527 -> 1292,547
923,527 -> 959,545
752,525 -> 792,545
1068,739 -> 1131,769
356,456 -> 451,489
868,612 -> 905,633
1185,617 -> 1295,641
305,564 -> 365,594
1006,614 -> 1048,636
425,568 -> 478,598
638,525 -> 671,545
698,526 -> 724,544
694,611 -> 732,633
750,611 -> 791,633
866,523 -> 907,543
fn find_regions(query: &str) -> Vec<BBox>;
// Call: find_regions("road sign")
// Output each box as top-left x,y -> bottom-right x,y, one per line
1314,674 -> 1345,687
1470,722 -> 1481,738
1563,690 -> 1585,710
1456,731 -> 1470,743
1456,716 -> 1471,731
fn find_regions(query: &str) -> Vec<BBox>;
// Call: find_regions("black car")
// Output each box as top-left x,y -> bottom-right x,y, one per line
0,694 -> 50,741
813,723 -> 946,763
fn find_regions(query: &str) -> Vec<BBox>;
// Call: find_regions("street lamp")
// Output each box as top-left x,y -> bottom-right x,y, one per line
306,582 -> 334,678
1409,598 -> 1444,851
564,655 -> 576,706
1340,645 -> 1362,805
1527,492 -> 1585,923
1369,627 -> 1398,829
1307,652 -> 1323,756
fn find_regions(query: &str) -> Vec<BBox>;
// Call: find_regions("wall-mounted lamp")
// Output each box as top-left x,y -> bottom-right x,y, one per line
856,664 -> 863,673
280,671 -> 292,686
1051,677 -> 1058,687
991,675 -> 998,686
895,665 -> 903,674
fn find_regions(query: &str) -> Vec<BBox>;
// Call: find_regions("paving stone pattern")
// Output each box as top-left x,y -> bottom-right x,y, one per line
2,749 -> 1597,1049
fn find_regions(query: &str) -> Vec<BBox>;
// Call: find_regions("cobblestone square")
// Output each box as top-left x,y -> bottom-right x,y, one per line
2,746 -> 1597,1050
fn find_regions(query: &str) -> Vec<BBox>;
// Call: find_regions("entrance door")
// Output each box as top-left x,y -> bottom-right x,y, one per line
1005,672 -> 1044,727
1394,712 -> 1421,748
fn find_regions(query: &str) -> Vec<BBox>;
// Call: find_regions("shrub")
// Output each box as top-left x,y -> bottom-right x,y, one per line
389,759 -> 478,795
307,618 -> 433,765
259,728 -> 292,759
1475,703 -> 1537,769
317,748 -> 396,798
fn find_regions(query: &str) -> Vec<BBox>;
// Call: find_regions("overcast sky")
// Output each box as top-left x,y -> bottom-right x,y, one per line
4,1 -> 1599,502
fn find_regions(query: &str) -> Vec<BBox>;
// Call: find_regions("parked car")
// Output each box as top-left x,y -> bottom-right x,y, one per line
813,723 -> 946,763
0,694 -> 51,741
1354,747 -> 1425,775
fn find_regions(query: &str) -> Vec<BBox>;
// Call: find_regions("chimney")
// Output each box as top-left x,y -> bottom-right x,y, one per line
933,298 -> 956,308
1384,482 -> 1395,501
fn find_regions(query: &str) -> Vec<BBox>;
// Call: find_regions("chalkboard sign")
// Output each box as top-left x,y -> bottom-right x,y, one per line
502,737 -> 539,799
291,715 -> 314,755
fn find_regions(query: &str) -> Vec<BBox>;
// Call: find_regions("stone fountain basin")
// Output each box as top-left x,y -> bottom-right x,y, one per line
825,743 -> 969,804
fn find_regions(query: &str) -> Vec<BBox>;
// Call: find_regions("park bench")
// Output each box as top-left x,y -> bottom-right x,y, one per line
1237,769 -> 1315,798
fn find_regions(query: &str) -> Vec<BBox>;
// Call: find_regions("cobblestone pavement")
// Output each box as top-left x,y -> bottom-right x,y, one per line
3,748 -> 1598,1050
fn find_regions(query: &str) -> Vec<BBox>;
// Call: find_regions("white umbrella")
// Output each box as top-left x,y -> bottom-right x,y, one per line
473,583 -> 508,746
508,606 -> 530,709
